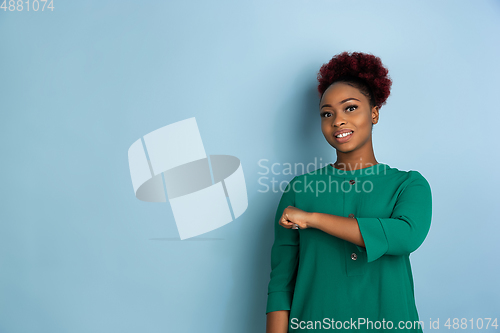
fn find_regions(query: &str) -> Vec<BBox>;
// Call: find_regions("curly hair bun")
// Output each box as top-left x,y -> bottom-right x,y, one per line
317,51 -> 392,108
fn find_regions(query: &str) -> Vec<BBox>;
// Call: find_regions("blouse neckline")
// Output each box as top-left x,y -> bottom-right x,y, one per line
325,162 -> 392,178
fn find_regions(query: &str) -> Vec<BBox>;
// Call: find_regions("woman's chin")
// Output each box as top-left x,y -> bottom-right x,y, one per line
330,142 -> 354,153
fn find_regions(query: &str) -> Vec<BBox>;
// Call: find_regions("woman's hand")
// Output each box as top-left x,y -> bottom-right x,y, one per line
279,206 -> 312,230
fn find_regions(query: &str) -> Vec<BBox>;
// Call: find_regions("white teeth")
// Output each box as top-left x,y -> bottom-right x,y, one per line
336,131 -> 353,138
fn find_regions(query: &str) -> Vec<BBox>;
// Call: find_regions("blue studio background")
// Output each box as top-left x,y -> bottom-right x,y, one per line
1,1 -> 499,332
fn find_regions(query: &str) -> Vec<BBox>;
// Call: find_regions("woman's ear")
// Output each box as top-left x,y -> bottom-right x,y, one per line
372,106 -> 380,125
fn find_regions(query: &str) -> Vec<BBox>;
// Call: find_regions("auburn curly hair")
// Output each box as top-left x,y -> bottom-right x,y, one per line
317,52 -> 392,109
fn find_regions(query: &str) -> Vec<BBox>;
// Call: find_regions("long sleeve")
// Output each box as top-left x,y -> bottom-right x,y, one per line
355,171 -> 432,263
266,176 -> 300,314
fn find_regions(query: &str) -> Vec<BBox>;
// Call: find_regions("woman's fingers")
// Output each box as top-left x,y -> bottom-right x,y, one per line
279,208 -> 301,230
280,213 -> 299,229
280,214 -> 293,228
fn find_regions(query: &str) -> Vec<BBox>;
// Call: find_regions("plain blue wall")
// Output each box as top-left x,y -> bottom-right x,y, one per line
1,1 -> 499,332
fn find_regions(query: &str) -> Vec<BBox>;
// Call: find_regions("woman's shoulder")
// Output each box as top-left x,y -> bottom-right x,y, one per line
383,165 -> 432,193
387,165 -> 430,181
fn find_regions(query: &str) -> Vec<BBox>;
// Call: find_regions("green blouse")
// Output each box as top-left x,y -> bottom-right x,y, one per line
266,163 -> 432,332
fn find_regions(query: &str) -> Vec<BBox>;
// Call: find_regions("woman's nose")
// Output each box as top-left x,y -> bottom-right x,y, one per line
331,114 -> 346,127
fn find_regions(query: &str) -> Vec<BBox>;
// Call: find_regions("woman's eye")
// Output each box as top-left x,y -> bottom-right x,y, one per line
322,112 -> 332,118
346,105 -> 357,112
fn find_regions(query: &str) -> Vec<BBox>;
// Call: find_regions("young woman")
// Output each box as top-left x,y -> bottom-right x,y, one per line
265,52 -> 432,333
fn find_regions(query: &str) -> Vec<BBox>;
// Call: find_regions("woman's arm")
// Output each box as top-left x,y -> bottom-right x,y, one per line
280,206 -> 365,248
266,310 -> 289,333
266,178 -> 299,328
308,213 -> 365,248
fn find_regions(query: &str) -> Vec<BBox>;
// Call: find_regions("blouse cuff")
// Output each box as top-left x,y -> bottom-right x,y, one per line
266,291 -> 293,314
355,217 -> 389,263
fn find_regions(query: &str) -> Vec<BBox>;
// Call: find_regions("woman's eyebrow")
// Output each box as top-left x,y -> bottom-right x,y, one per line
320,97 -> 360,109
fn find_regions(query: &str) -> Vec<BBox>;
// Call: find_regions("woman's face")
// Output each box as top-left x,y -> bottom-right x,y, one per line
319,81 -> 379,154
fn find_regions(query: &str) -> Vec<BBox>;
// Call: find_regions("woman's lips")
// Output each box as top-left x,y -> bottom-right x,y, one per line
334,131 -> 353,143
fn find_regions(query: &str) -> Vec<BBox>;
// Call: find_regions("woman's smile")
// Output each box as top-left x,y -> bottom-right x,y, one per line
333,129 -> 354,143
